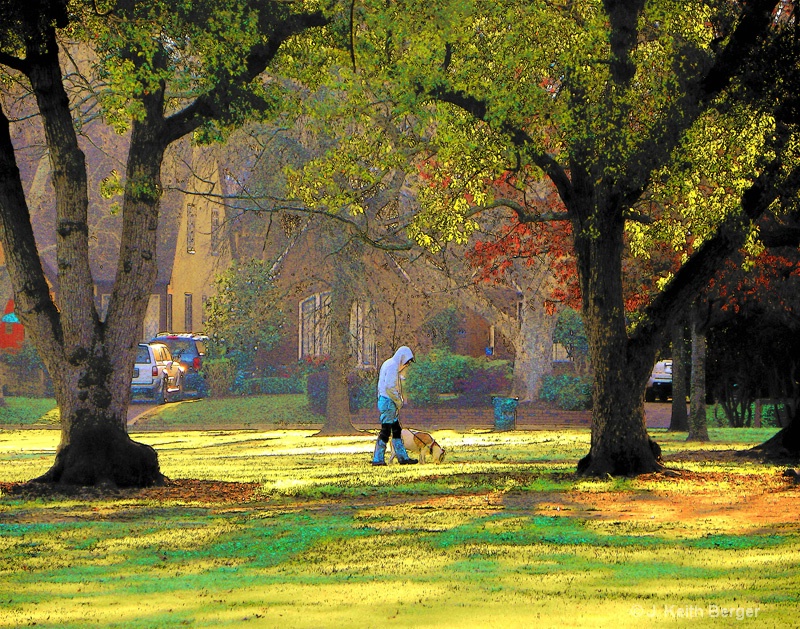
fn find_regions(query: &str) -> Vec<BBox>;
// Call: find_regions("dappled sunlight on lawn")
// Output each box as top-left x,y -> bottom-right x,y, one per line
1,426 -> 798,627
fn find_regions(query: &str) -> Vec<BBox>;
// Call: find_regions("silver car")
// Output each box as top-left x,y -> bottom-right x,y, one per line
646,359 -> 673,402
131,342 -> 183,404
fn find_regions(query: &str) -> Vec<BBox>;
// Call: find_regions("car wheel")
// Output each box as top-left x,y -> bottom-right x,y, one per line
155,379 -> 167,405
645,388 -> 655,403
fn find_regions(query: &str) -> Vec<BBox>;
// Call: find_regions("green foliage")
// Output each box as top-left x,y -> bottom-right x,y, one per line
204,259 -> 285,371
539,374 -> 593,411
68,0 -> 313,136
201,357 -> 237,398
419,306 -> 464,351
0,342 -> 52,397
0,340 -> 47,372
234,376 -> 306,396
405,349 -> 511,406
552,308 -> 589,365
404,349 -> 473,406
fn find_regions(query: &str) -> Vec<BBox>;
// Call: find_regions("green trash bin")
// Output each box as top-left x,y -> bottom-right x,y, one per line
492,396 -> 519,431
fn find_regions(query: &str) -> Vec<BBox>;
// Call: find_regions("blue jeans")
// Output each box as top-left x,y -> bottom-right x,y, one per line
378,395 -> 399,424
377,396 -> 402,441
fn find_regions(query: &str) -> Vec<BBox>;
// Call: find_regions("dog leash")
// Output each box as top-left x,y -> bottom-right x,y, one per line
410,429 -> 435,455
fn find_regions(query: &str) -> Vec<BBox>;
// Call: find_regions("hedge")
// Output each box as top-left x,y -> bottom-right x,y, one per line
539,374 -> 593,410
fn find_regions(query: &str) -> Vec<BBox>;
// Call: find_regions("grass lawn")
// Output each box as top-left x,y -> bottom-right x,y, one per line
0,397 -> 58,426
1,425 -> 798,628
134,394 -> 326,429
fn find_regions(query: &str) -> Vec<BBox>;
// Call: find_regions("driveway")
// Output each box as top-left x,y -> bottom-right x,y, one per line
126,403 -> 157,427
645,402 -> 686,428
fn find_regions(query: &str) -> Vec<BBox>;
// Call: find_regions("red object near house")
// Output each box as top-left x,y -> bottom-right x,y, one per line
0,299 -> 24,352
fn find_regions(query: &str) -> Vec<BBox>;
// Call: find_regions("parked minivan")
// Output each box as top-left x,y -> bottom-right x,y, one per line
131,342 -> 183,403
150,333 -> 208,398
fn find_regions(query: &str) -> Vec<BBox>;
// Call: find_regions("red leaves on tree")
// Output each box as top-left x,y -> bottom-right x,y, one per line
707,248 -> 800,317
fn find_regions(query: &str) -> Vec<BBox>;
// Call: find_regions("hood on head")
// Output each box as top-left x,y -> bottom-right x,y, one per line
393,346 -> 414,367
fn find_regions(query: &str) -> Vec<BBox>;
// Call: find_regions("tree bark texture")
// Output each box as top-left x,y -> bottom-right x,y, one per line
687,313 -> 710,442
315,263 -> 359,436
748,413 -> 800,460
669,321 -> 689,431
573,205 -> 663,476
0,33 -> 165,487
509,294 -> 558,401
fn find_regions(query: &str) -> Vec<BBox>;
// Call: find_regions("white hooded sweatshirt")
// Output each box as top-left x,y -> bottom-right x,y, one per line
377,346 -> 414,408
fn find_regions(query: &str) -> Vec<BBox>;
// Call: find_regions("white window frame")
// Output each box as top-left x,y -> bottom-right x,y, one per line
298,292 -> 331,359
350,301 -> 378,368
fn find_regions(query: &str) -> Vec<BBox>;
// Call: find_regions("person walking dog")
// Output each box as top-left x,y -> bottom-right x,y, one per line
372,346 -> 418,466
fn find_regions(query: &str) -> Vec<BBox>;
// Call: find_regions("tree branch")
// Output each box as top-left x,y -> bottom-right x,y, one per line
0,52 -> 29,73
162,10 -> 330,145
631,154 -> 800,356
427,85 -> 576,210
0,106 -> 63,354
701,0 -> 784,99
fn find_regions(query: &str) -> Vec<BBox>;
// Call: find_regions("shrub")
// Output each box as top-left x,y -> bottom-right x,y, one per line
348,370 -> 377,412
404,349 -> 473,406
0,341 -> 53,396
201,358 -> 237,398
405,349 -> 512,407
204,259 -> 285,372
306,370 -> 329,415
539,374 -> 593,410
306,369 -> 377,414
234,376 -> 306,395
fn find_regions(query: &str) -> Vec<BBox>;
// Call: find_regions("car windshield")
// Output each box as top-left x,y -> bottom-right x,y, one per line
194,339 -> 206,355
164,340 -> 193,357
152,345 -> 172,362
135,346 -> 151,364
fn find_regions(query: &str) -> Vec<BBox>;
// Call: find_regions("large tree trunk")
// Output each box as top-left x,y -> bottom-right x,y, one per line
510,297 -> 557,401
0,37 -> 165,487
32,111 -> 167,485
687,313 -> 710,442
573,206 -> 663,476
315,262 -> 359,436
669,321 -> 689,431
748,412 -> 800,460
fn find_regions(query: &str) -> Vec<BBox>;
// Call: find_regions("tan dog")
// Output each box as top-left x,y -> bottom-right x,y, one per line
388,428 -> 446,464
